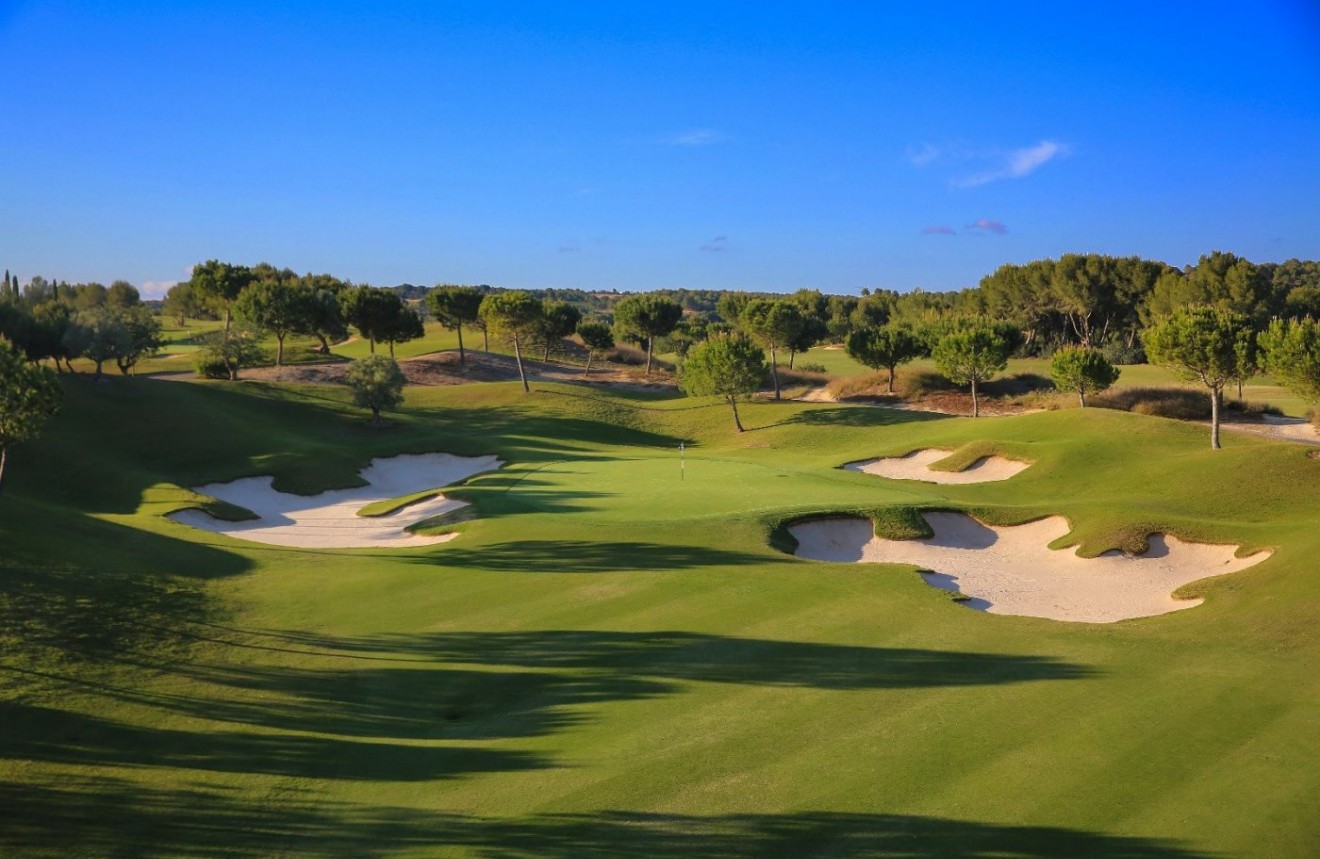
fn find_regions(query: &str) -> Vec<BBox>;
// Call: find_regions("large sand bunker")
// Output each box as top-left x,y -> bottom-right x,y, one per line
789,512 -> 1269,622
168,453 -> 501,549
844,449 -> 1030,483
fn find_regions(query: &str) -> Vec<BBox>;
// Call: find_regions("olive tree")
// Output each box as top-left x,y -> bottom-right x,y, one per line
679,334 -> 768,432
426,285 -> 485,365
613,294 -> 682,377
1049,345 -> 1120,407
480,291 -> 543,392
846,325 -> 922,394
931,326 -> 1010,417
1145,306 -> 1254,449
345,355 -> 407,426
1259,316 -> 1320,403
0,338 -> 61,494
577,319 -> 614,376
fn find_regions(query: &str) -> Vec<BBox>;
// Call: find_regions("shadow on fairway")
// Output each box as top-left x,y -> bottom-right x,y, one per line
0,700 -> 548,782
774,404 -> 949,429
405,540 -> 772,573
0,779 -> 1219,858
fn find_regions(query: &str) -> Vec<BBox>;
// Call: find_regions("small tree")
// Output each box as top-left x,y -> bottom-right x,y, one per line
342,286 -> 407,354
302,286 -> 348,354
194,327 -> 265,381
1260,316 -> 1320,403
932,326 -> 1010,417
613,294 -> 682,377
379,304 -> 425,358
0,338 -> 62,494
846,325 -> 922,394
679,334 -> 768,432
1145,306 -> 1253,449
112,305 -> 164,375
188,260 -> 254,334
426,285 -> 485,365
345,355 -> 406,426
534,300 -> 583,362
1050,345 -> 1120,407
62,308 -> 129,380
480,291 -> 543,392
577,319 -> 614,376
234,279 -> 310,366
740,299 -> 804,400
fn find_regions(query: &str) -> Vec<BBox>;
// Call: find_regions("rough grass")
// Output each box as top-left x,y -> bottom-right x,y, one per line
1092,387 -> 1284,421
2,378 -> 1318,858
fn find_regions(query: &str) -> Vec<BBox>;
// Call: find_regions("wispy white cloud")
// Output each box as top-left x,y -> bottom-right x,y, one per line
699,235 -> 729,252
665,129 -> 729,147
966,218 -> 1008,235
907,143 -> 942,167
921,224 -> 956,235
953,140 -> 1067,187
141,279 -> 179,299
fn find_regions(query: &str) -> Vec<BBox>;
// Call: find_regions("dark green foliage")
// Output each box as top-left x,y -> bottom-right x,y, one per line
193,328 -> 265,381
342,286 -> 420,356
931,326 -> 1010,417
1144,306 -> 1254,449
0,337 -> 61,492
1049,346 -> 1120,407
187,260 -> 254,332
846,326 -> 922,394
427,285 -> 486,364
534,300 -> 583,362
577,320 -> 615,375
1260,316 -> 1320,403
234,279 -> 312,366
740,299 -> 804,399
480,291 -> 544,392
613,294 -> 682,377
679,334 -> 768,431
345,355 -> 407,425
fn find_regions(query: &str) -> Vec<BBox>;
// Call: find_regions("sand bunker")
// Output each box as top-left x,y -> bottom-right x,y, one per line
789,512 -> 1269,622
844,449 -> 1029,483
168,453 -> 501,549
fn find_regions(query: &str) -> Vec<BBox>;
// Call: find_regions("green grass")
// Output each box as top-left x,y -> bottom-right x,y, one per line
2,376 -> 1318,857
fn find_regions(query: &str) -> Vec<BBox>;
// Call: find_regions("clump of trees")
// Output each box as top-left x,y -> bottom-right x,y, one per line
1259,317 -> 1320,404
0,337 -> 61,493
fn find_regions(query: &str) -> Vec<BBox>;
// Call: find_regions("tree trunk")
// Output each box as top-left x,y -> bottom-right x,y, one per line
728,396 -> 745,432
94,358 -> 104,381
788,349 -> 796,369
369,338 -> 376,355
970,377 -> 980,417
482,327 -> 489,351
645,337 -> 653,377
1078,390 -> 1086,408
371,405 -> 381,426
513,335 -> 529,393
0,445 -> 7,495
583,351 -> 593,377
1237,378 -> 1243,399
769,344 -> 781,400
224,307 -> 232,335
1210,385 -> 1222,450
887,365 -> 896,394
543,341 -> 551,363
456,324 -> 465,365
389,340 -> 395,358
317,334 -> 330,354
276,334 -> 285,366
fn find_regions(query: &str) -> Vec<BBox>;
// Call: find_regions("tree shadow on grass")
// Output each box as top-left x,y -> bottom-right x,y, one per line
0,700 -> 548,782
0,779 -> 1219,858
773,405 -> 949,429
402,540 -> 774,573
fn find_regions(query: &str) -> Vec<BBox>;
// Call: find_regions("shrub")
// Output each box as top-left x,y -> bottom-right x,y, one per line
796,362 -> 828,374
193,355 -> 231,380
1100,341 -> 1146,365
1092,387 -> 1209,420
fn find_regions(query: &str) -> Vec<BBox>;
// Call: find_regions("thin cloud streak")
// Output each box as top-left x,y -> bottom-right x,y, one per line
954,140 -> 1067,187
665,129 -> 729,147
966,219 -> 1008,234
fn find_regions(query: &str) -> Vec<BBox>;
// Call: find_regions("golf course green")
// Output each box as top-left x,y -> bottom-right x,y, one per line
2,375 -> 1317,857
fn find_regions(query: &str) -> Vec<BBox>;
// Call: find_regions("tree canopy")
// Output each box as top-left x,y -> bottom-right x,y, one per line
1260,317 -> 1320,403
345,355 -> 407,426
931,326 -> 1010,417
846,325 -> 922,394
613,294 -> 682,377
480,290 -> 543,392
1049,346 -> 1120,407
1144,306 -> 1254,449
0,337 -> 61,493
679,334 -> 768,432
426,285 -> 485,364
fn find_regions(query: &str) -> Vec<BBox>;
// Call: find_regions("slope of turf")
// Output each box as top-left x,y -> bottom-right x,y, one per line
2,377 -> 1317,858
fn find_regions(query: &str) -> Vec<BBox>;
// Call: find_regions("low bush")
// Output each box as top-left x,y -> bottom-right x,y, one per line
795,362 -> 828,374
193,355 -> 232,380
1100,341 -> 1146,365
1092,387 -> 1284,421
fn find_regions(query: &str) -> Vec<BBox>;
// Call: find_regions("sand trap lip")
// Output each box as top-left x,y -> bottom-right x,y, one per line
168,452 -> 502,549
789,512 -> 1270,623
844,449 -> 1030,483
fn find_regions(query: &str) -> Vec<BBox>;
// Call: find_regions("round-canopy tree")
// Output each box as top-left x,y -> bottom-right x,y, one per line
1050,345 -> 1120,407
479,291 -> 543,393
345,355 -> 406,426
577,319 -> 614,376
1144,306 -> 1254,450
188,260 -> 254,334
534,299 -> 583,362
0,338 -> 61,494
426,285 -> 485,365
740,299 -> 804,400
613,294 -> 682,377
234,279 -> 311,366
846,325 -> 922,394
1259,316 -> 1320,403
679,334 -> 768,432
931,326 -> 1010,417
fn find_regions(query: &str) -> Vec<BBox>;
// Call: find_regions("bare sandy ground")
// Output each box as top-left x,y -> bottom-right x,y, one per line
844,449 -> 1030,483
168,453 -> 501,549
789,512 -> 1270,622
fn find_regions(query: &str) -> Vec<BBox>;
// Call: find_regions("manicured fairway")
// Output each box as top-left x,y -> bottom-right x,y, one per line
1,376 -> 1317,857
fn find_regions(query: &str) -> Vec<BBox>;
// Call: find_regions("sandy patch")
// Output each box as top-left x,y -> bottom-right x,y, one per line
844,449 -> 1030,483
789,512 -> 1269,622
168,453 -> 501,548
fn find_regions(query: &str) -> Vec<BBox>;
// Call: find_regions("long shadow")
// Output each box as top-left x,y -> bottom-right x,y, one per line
0,700 -> 548,782
408,541 -> 774,573
775,404 -> 949,429
0,779 -> 1220,858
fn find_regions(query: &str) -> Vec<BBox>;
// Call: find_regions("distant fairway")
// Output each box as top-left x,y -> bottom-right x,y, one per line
2,376 -> 1318,857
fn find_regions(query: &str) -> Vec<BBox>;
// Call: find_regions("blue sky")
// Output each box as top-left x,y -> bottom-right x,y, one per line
2,1 -> 1318,297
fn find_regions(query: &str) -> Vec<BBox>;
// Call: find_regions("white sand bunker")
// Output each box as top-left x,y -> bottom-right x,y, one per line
168,453 -> 502,549
844,449 -> 1029,484
789,512 -> 1269,623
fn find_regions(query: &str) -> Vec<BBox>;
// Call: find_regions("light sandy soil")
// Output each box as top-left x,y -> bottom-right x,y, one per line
844,449 -> 1030,483
168,453 -> 501,548
789,512 -> 1270,623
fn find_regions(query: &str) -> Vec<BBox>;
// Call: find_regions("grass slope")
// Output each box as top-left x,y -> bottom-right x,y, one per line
2,377 -> 1317,858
